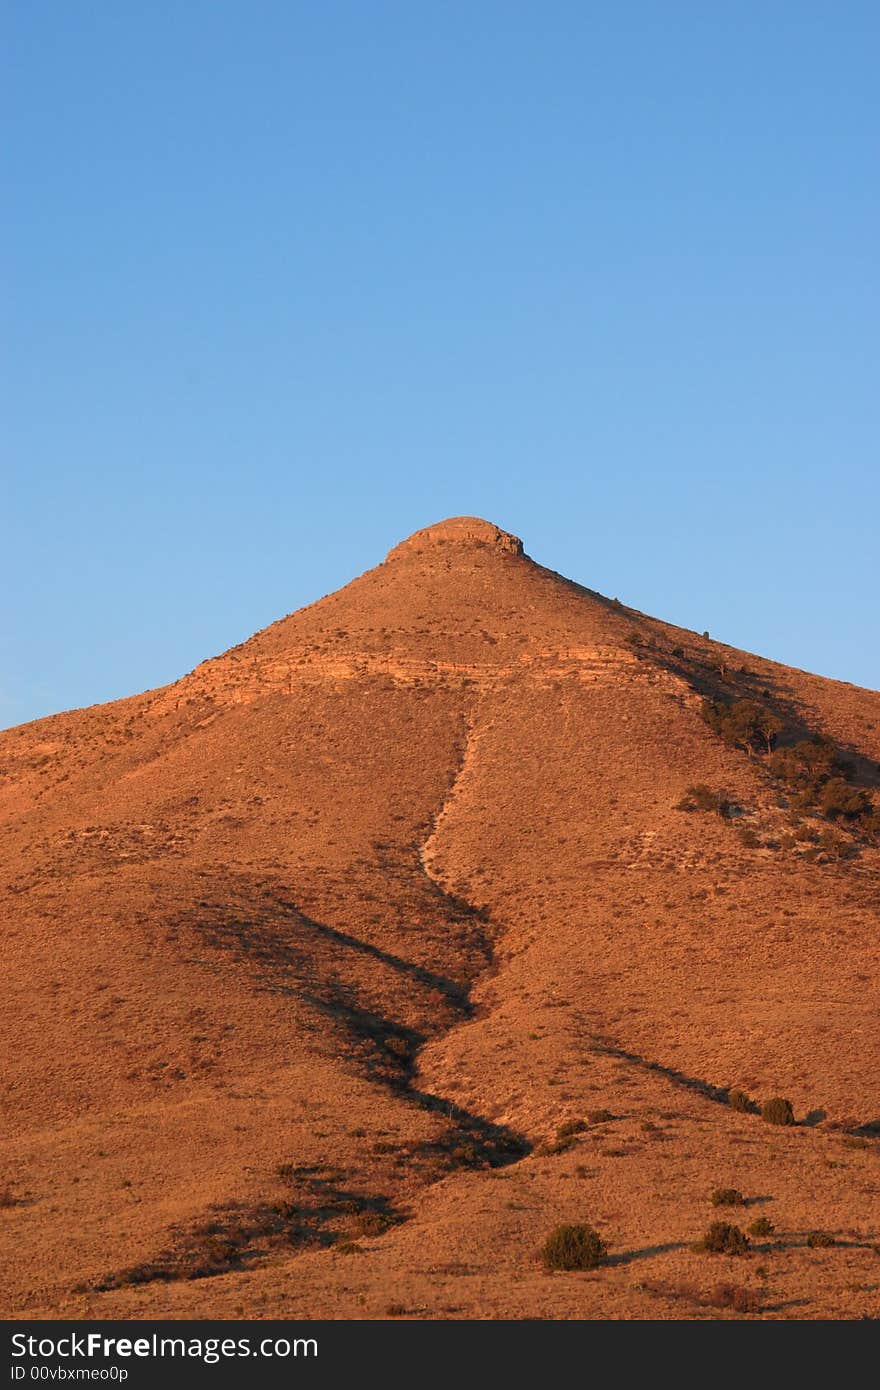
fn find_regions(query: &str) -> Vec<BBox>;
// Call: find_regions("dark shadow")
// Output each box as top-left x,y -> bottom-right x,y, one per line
648,642 -> 880,803
181,874 -> 531,1168
803,1109 -> 827,1127
271,892 -> 477,1007
607,1242 -> 687,1266
761,1298 -> 813,1314
591,1036 -> 731,1106
854,1119 -> 880,1138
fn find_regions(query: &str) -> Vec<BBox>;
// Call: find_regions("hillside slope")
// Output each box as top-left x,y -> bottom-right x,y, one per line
2,517 -> 878,1319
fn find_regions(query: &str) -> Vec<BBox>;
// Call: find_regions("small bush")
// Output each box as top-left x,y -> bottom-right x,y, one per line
696,1222 -> 750,1256
384,1036 -> 411,1061
727,1088 -> 754,1114
452,1142 -> 478,1164
676,784 -> 731,816
557,1118 -> 587,1139
806,1231 -> 837,1248
818,779 -> 872,821
748,1217 -> 775,1238
706,1282 -> 762,1314
761,1097 -> 795,1126
542,1223 -> 608,1271
354,1210 -> 394,1237
712,1188 -> 745,1207
538,1137 -> 576,1156
201,1237 -> 239,1268
276,1162 -> 311,1184
587,1109 -> 615,1124
841,1135 -> 870,1150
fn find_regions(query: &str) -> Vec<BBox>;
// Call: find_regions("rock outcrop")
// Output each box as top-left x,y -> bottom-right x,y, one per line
386,515 -> 523,560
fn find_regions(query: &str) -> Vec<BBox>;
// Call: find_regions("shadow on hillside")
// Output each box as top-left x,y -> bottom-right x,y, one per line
650,643 -> 880,794
185,877 -> 530,1167
591,1036 -> 731,1107
272,892 -> 473,1008
607,1241 -> 686,1267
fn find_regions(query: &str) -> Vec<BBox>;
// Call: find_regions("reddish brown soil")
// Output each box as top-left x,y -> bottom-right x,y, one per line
2,517 -> 878,1320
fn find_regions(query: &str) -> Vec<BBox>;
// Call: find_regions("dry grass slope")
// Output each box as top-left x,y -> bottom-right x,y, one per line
1,517 -> 878,1320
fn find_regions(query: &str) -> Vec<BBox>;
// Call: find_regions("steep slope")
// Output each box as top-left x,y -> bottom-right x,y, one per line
1,518 -> 878,1320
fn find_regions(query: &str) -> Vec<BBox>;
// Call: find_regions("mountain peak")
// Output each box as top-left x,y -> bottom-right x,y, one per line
386,515 -> 523,560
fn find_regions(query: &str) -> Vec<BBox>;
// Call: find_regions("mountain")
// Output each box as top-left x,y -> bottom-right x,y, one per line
2,516 -> 878,1320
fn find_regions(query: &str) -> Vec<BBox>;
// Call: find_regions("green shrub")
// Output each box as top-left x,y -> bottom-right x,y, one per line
557,1118 -> 587,1139
696,1222 -> 750,1256
768,738 -> 838,787
541,1223 -> 608,1271
537,1137 -> 575,1156
354,1210 -> 395,1237
701,699 -> 783,756
676,784 -> 731,815
818,779 -> 872,821
761,1097 -> 795,1126
727,1088 -> 754,1114
452,1142 -> 479,1164
706,1282 -> 762,1314
806,1231 -> 837,1248
712,1188 -> 745,1207
748,1217 -> 775,1237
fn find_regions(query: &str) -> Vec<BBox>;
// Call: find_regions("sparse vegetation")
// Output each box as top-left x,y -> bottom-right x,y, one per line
557,1118 -> 587,1139
541,1223 -> 608,1271
587,1109 -> 615,1124
711,1188 -> 745,1207
696,1222 -> 750,1256
693,711 -> 880,843
806,1231 -> 837,1248
538,1136 -> 576,1156
761,1097 -> 795,1127
384,1035 -> 411,1061
767,740 -> 877,829
676,783 -> 733,816
705,1282 -> 762,1314
353,1210 -> 395,1237
451,1141 -> 479,1164
748,1217 -> 775,1238
701,699 -> 783,757
727,1088 -> 755,1114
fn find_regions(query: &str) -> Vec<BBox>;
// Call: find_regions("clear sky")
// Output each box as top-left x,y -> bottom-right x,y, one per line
3,2 -> 878,727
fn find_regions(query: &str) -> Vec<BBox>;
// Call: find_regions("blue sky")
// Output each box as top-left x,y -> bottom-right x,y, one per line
3,2 -> 878,726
